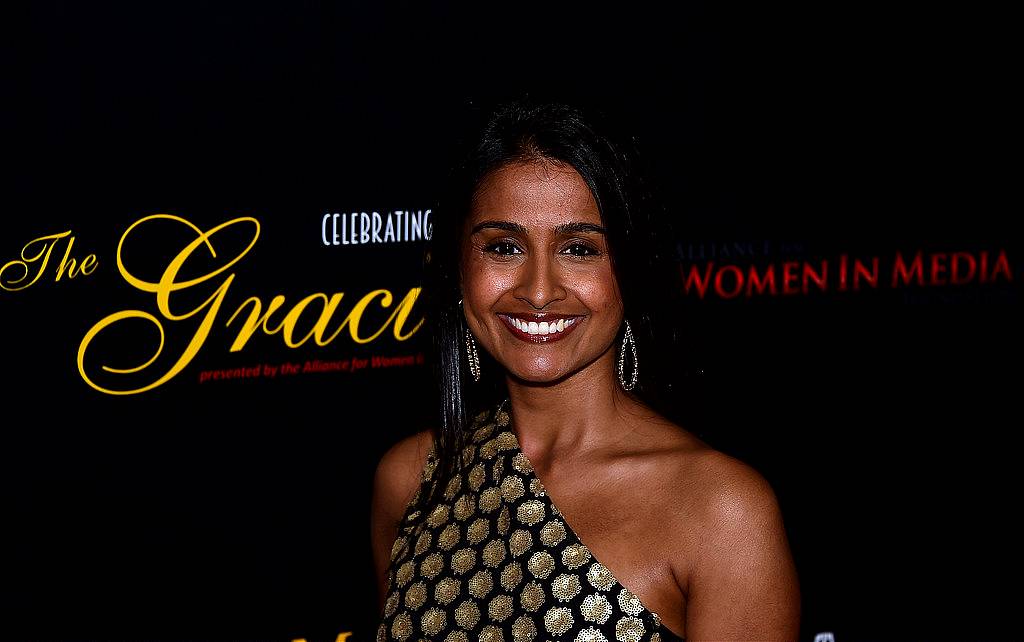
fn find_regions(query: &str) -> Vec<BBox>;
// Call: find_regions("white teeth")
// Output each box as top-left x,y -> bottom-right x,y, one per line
506,316 -> 577,335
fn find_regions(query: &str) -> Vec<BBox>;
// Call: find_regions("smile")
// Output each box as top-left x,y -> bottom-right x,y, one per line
496,313 -> 584,343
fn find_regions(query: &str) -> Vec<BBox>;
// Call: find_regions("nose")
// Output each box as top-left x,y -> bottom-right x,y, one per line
512,252 -> 567,309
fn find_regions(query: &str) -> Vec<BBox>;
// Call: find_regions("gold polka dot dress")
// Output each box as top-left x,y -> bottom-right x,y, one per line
377,403 -> 685,642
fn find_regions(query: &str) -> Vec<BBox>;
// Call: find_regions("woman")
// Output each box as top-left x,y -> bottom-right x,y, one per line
371,98 -> 800,641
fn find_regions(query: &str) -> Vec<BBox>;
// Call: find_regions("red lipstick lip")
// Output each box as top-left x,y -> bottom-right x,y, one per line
496,313 -> 584,343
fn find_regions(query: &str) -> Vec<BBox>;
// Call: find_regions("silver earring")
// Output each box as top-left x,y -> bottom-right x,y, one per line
617,319 -> 638,391
465,328 -> 481,382
459,299 -> 482,382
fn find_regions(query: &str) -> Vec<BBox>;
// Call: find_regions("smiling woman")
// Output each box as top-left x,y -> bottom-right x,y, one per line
463,161 -> 622,384
370,98 -> 801,641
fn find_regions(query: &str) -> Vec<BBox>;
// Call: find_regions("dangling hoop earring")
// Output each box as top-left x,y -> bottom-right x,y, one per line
459,299 -> 482,382
617,319 -> 639,391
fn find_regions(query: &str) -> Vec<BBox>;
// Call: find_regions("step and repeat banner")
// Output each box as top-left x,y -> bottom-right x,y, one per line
4,3 -> 1019,641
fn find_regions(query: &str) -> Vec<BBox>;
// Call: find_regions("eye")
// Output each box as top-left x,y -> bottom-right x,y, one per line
562,242 -> 600,257
485,240 -> 522,256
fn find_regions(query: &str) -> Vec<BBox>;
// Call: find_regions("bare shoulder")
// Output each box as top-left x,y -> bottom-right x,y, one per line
373,427 -> 437,522
632,412 -> 780,523
370,428 -> 437,607
684,445 -> 782,525
637,418 -> 790,561
652,427 -> 800,638
651,431 -> 789,555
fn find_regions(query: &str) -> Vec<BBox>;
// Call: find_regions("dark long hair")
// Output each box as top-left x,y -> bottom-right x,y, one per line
411,95 -> 683,523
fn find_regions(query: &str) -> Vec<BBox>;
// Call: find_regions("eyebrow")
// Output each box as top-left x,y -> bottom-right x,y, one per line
470,220 -> 607,235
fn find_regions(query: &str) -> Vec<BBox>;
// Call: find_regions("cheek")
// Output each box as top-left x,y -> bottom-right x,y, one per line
461,257 -> 516,304
577,269 -> 624,316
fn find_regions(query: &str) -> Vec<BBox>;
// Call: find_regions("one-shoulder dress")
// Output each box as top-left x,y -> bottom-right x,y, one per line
376,402 -> 686,642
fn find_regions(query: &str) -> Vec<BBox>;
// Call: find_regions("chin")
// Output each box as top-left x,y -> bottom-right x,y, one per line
503,358 -> 571,385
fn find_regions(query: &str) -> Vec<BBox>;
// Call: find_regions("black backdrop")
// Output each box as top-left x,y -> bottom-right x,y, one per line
4,2 -> 1020,641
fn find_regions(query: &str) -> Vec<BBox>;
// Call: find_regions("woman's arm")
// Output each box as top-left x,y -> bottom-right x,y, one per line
684,454 -> 801,641
369,429 -> 435,609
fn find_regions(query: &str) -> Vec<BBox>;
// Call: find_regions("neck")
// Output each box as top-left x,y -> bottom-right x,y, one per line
503,349 -> 645,470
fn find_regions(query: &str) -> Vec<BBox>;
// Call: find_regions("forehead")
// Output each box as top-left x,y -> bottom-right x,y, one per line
469,160 -> 601,227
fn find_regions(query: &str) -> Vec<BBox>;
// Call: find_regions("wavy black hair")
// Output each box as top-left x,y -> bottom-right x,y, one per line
411,95 -> 684,522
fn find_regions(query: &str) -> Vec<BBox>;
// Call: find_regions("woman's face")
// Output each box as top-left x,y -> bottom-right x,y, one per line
460,159 -> 624,384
